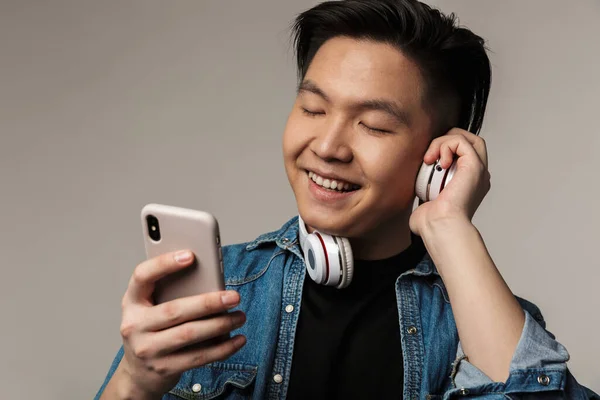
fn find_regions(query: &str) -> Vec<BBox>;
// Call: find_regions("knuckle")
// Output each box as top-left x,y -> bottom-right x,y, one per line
161,302 -> 181,323
131,267 -> 147,286
177,325 -> 196,344
133,342 -> 154,360
201,293 -> 222,314
456,135 -> 468,145
120,320 -> 137,339
432,136 -> 445,146
159,252 -> 176,268
148,360 -> 170,377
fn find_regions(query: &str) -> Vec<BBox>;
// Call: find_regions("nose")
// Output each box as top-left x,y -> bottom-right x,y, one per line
310,119 -> 353,163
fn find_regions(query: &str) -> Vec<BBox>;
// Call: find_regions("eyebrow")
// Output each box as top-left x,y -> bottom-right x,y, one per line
298,80 -> 330,102
298,79 -> 411,126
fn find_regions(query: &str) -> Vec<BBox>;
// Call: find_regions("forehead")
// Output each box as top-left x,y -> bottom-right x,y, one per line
303,37 -> 426,108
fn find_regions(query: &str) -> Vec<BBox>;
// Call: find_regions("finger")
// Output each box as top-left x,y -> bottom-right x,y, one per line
439,142 -> 455,170
126,250 -> 195,305
425,134 -> 483,168
424,133 -> 455,165
151,311 -> 246,356
142,290 -> 241,331
447,128 -> 488,167
439,136 -> 482,166
155,334 -> 247,375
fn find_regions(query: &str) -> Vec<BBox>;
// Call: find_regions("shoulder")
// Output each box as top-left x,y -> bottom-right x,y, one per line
221,216 -> 300,285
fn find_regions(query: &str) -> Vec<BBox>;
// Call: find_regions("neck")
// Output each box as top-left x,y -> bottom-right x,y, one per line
349,212 -> 413,261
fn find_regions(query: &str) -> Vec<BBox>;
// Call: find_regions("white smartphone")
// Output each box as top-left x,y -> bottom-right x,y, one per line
141,203 -> 225,305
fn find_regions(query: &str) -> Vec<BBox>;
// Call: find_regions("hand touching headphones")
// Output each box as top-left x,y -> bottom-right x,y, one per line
409,128 -> 490,237
299,128 -> 490,289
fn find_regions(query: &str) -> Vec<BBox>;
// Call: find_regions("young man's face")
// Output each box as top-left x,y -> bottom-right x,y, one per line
283,36 -> 434,239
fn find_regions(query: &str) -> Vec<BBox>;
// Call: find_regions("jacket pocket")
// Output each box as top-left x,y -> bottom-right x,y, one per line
165,362 -> 258,400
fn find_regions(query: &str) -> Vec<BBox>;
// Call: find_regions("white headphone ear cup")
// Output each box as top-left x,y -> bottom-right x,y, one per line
415,162 -> 434,202
429,160 -> 457,201
304,233 -> 328,284
336,237 -> 354,289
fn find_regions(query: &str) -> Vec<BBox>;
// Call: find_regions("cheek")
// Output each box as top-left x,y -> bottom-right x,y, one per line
282,112 -> 304,158
361,142 -> 423,198
363,144 -> 411,181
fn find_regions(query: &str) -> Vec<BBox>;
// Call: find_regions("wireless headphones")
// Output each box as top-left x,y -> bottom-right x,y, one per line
299,159 -> 456,288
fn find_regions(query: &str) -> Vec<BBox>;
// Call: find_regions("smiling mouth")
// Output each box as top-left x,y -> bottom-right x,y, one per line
307,171 -> 360,193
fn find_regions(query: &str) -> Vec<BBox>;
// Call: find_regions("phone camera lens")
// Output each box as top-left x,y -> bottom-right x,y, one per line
146,215 -> 161,241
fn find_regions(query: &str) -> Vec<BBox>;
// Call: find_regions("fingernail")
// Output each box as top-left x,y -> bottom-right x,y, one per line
174,250 -> 193,263
221,291 -> 239,306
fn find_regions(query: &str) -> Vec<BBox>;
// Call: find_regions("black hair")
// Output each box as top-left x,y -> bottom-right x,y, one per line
291,0 -> 491,135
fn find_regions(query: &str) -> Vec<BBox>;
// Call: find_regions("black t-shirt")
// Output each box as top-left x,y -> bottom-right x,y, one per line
287,238 -> 426,400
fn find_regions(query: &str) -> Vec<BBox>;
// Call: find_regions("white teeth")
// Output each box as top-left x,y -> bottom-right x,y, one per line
307,171 -> 358,192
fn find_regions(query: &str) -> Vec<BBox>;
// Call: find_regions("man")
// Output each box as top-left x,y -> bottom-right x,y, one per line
96,0 -> 598,398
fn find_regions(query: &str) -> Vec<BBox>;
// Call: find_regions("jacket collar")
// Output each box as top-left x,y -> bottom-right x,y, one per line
246,216 -> 440,277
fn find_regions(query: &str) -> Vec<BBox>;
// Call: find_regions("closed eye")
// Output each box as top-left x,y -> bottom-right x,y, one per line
302,108 -> 325,117
360,122 -> 392,134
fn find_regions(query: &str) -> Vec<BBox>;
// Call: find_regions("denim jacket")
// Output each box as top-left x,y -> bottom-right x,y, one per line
96,216 -> 598,399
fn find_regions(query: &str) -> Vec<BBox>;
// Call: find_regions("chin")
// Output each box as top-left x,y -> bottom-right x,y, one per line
298,205 -> 364,237
298,197 -> 413,240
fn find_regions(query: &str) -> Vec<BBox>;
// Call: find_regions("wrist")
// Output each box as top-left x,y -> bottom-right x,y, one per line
114,363 -> 158,400
420,216 -> 482,276
420,214 -> 474,241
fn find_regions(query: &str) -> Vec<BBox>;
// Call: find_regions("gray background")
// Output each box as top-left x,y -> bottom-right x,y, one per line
0,0 -> 598,398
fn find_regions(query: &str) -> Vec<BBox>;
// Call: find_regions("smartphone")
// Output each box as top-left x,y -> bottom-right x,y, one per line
141,203 -> 225,305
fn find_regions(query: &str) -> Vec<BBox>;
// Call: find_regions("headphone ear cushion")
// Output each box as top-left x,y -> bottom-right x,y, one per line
415,162 -> 434,202
336,237 -> 354,289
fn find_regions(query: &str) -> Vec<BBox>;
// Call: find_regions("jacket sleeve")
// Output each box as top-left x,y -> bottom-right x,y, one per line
442,299 -> 599,399
94,345 -> 125,400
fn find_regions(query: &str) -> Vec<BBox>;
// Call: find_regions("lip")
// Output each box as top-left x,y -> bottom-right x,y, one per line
306,172 -> 359,204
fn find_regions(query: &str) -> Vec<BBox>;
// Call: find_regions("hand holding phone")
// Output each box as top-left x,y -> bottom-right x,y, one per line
100,205 -> 247,399
141,204 -> 226,304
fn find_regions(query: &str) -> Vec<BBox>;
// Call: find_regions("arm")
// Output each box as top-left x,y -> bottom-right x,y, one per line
410,129 -> 598,398
94,251 -> 247,399
421,216 -> 523,382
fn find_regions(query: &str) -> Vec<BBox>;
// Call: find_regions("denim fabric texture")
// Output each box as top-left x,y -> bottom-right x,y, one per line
95,216 -> 599,400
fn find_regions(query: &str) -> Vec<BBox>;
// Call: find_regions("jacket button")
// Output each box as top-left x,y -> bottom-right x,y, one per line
192,383 -> 202,393
285,304 -> 294,313
407,326 -> 418,335
459,388 -> 470,395
273,374 -> 283,383
538,374 -> 551,386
